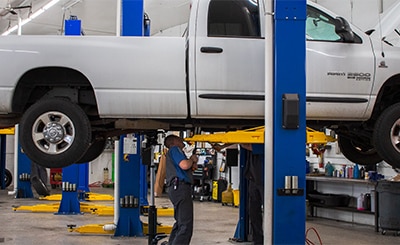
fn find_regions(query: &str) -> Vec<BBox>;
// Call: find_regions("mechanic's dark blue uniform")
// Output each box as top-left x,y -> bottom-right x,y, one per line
166,146 -> 194,245
244,144 -> 264,245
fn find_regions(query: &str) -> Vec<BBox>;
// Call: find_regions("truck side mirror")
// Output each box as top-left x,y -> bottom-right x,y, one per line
334,17 -> 355,43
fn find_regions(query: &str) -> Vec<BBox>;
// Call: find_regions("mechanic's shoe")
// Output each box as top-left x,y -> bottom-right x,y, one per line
160,241 -> 168,245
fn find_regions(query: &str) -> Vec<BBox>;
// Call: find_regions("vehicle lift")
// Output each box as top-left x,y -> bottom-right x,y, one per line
67,2 -> 171,241
186,126 -> 335,243
14,13 -> 172,240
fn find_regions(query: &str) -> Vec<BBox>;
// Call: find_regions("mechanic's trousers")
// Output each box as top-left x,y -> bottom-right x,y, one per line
167,183 -> 193,245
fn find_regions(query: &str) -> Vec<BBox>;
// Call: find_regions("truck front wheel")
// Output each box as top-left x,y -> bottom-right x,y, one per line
19,98 -> 92,168
337,135 -> 382,165
373,103 -> 400,169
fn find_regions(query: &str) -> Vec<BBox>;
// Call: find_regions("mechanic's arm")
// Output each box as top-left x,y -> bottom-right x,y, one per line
179,154 -> 198,170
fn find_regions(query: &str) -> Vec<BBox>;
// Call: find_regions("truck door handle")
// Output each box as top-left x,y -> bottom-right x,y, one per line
200,47 -> 223,53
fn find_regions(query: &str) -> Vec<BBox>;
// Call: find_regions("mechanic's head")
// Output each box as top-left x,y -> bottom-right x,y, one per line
164,135 -> 185,149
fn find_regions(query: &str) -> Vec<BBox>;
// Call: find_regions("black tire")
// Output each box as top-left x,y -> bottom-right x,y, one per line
19,98 -> 92,168
337,135 -> 382,165
76,138 -> 106,163
373,103 -> 400,169
31,175 -> 50,196
4,168 -> 12,187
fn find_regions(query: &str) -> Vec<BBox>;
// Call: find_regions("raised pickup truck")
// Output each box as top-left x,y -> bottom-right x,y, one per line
0,0 -> 400,169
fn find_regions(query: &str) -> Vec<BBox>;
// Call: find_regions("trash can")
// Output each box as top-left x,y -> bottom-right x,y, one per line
376,180 -> 400,234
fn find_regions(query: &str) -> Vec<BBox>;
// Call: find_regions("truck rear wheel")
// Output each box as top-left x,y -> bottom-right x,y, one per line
19,98 -> 92,168
76,138 -> 106,163
337,135 -> 382,165
373,103 -> 400,169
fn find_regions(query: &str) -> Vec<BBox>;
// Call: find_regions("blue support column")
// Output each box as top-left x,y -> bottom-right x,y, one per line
64,16 -> 81,35
57,165 -> 81,214
16,144 -> 33,198
272,0 -> 306,243
77,163 -> 90,199
233,148 -> 249,241
121,0 -> 144,36
113,0 -> 145,237
56,16 -> 86,214
114,134 -> 143,237
0,135 -> 6,189
140,163 -> 149,206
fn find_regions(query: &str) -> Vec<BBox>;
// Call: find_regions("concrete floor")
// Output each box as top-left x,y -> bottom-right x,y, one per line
1,186 -> 400,245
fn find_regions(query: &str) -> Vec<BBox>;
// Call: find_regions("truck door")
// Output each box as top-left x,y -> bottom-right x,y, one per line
306,5 -> 375,120
191,0 -> 265,119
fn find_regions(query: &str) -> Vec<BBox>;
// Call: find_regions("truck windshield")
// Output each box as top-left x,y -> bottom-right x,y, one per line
208,0 -> 261,38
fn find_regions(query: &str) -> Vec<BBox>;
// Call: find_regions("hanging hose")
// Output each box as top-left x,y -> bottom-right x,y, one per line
305,227 -> 323,245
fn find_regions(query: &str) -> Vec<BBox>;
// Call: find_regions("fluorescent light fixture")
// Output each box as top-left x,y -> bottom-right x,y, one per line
1,0 -> 61,36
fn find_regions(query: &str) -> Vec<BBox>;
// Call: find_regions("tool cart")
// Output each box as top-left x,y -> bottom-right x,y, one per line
192,149 -> 215,202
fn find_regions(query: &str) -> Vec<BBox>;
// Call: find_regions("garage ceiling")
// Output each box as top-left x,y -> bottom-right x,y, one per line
0,0 -> 191,35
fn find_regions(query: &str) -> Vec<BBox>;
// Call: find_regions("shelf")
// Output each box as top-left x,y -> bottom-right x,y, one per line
306,175 -> 377,185
307,175 -> 379,232
310,203 -> 374,215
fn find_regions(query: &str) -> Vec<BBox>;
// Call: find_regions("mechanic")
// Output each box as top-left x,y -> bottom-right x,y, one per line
213,143 -> 264,245
163,134 -> 198,245
242,144 -> 264,245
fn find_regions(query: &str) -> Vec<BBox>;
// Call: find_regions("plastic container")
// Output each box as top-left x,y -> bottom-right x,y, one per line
353,164 -> 360,179
325,162 -> 334,177
376,180 -> 400,232
357,193 -> 365,210
233,189 -> 240,207
370,190 -> 376,212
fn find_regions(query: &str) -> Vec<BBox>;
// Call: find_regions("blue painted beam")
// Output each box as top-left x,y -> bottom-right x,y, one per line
121,0 -> 144,36
273,0 -> 306,243
114,134 -> 143,237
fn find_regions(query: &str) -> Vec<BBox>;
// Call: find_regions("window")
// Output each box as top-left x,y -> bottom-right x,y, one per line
306,6 -> 361,43
306,6 -> 341,41
208,0 -> 261,38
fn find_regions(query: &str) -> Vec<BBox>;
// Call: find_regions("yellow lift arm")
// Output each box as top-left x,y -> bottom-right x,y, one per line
185,126 -> 335,145
0,127 -> 15,135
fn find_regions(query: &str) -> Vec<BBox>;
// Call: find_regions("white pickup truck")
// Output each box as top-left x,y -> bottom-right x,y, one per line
0,0 -> 400,169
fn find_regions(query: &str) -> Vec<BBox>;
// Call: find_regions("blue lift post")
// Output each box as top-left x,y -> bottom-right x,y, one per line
234,148 -> 249,241
0,135 -> 6,189
271,0 -> 306,243
57,16 -> 84,214
113,0 -> 146,238
114,134 -> 143,237
121,0 -> 144,36
16,144 -> 33,198
139,10 -> 151,209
